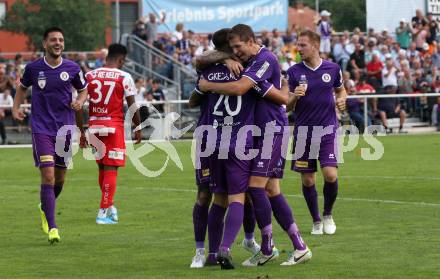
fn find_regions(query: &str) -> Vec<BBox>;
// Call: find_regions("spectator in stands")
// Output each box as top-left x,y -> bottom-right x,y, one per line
395,49 -> 408,70
382,53 -> 399,88
283,25 -> 297,44
194,37 -> 211,57
172,23 -> 184,41
271,28 -> 284,54
348,42 -> 365,78
316,10 -> 333,57
132,19 -> 148,41
148,79 -> 165,113
366,53 -> 384,91
332,35 -> 350,71
14,54 -> 24,78
412,9 -> 428,28
414,22 -> 430,52
94,48 -> 107,69
281,53 -> 296,73
356,73 -> 376,94
258,29 -> 270,47
77,52 -> 92,73
377,85 -> 407,133
345,79 -> 369,132
0,89 -> 13,144
431,96 -> 440,130
135,78 -> 147,104
145,12 -> 165,45
396,19 -> 412,50
0,65 -> 14,92
426,13 -> 438,45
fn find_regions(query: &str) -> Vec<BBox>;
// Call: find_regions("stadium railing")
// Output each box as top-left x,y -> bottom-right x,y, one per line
120,33 -> 197,102
2,92 -> 439,132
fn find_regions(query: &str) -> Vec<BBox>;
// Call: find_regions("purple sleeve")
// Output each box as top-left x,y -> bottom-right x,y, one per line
20,64 -> 32,88
242,55 -> 274,83
71,67 -> 88,91
253,80 -> 274,97
333,66 -> 343,88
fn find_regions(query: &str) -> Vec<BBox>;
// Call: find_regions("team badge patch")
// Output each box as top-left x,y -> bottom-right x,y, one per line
60,71 -> 69,81
322,73 -> 331,83
38,71 -> 46,89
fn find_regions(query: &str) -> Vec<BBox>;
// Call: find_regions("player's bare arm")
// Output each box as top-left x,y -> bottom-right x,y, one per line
198,76 -> 254,96
188,90 -> 203,108
75,109 -> 88,148
335,86 -> 347,111
286,85 -> 306,112
126,95 -> 142,144
263,78 -> 289,105
71,88 -> 88,111
12,84 -> 27,121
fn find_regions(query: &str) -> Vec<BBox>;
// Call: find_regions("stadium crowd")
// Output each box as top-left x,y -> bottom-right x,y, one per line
131,8 -> 440,131
1,7 -> 440,143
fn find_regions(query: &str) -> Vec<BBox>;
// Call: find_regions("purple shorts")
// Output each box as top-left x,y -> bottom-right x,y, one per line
32,133 -> 72,168
195,155 -> 210,188
291,132 -> 338,173
251,134 -> 286,178
209,151 -> 251,195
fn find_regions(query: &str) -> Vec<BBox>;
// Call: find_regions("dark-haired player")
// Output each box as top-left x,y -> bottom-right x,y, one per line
12,27 -> 88,243
84,43 -> 141,224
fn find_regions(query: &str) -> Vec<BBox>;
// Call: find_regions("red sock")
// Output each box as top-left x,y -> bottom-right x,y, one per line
100,170 -> 117,209
98,169 -> 104,190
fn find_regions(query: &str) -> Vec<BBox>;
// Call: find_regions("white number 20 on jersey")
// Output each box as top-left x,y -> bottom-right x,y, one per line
212,95 -> 242,116
89,80 -> 116,105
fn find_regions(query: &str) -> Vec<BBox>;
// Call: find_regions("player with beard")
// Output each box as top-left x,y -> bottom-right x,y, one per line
12,27 -> 88,243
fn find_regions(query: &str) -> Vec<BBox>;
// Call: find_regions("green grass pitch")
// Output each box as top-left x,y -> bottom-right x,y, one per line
0,134 -> 439,278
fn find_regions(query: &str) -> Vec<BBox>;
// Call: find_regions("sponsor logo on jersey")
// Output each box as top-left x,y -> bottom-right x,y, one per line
257,161 -> 264,168
38,71 -> 46,89
108,150 -> 124,160
256,61 -> 270,78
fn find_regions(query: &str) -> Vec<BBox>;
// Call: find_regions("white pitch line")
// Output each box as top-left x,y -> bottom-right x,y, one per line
2,184 -> 439,207
142,187 -> 440,207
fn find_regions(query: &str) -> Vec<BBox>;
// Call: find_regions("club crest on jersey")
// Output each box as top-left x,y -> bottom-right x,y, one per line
38,71 -> 46,89
60,71 -> 69,81
322,73 -> 331,83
